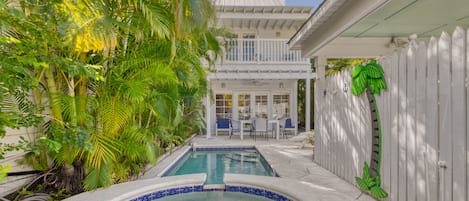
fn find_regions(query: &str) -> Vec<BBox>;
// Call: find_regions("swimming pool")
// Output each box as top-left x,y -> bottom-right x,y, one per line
162,147 -> 275,184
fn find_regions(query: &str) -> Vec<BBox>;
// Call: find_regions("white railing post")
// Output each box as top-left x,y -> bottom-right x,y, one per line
256,38 -> 260,64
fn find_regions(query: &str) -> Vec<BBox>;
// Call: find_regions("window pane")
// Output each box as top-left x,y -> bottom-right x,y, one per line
216,93 -> 232,119
273,94 -> 289,119
238,94 -> 251,120
255,95 -> 268,118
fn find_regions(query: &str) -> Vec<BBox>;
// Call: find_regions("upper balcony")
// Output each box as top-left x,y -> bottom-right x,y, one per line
220,38 -> 309,65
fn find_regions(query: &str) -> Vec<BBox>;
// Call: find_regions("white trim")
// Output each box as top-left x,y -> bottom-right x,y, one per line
218,13 -> 310,21
205,80 -> 212,138
305,77 -> 311,132
216,6 -> 311,15
207,72 -> 316,80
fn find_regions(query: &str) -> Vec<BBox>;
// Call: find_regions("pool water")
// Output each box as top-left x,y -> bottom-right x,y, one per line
164,149 -> 274,184
153,191 -> 272,201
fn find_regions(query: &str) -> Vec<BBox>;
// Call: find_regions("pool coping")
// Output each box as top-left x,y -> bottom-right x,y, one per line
63,174 -> 206,201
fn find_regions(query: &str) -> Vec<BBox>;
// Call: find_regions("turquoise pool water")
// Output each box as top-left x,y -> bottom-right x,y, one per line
164,148 -> 274,184
153,191 -> 272,201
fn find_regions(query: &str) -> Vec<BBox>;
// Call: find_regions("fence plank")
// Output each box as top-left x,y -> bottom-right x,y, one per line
380,58 -> 392,199
346,70 -> 354,182
415,41 -> 427,201
407,41 -> 417,201
425,37 -> 439,201
438,31 -> 452,201
341,71 -> 350,182
398,48 -> 408,201
451,26 -> 467,201
327,76 -> 332,171
390,51 -> 400,201
467,27 -> 469,201
334,74 -> 339,174
350,69 -> 361,179
333,74 -> 338,175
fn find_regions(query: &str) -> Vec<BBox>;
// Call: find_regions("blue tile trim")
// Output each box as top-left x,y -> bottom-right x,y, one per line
225,185 -> 292,201
194,146 -> 256,151
129,185 -> 292,201
129,185 -> 203,201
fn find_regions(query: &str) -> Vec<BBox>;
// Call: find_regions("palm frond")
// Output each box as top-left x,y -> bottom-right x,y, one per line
83,163 -> 113,190
85,130 -> 122,170
97,96 -> 134,136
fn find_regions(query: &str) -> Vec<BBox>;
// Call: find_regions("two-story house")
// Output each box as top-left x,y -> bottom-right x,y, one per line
205,0 -> 314,138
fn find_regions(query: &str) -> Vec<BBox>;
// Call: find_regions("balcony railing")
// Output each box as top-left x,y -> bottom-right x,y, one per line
223,39 -> 309,64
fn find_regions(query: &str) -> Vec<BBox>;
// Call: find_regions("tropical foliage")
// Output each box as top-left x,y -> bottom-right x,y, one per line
325,58 -> 366,76
351,59 -> 388,199
0,0 -> 221,196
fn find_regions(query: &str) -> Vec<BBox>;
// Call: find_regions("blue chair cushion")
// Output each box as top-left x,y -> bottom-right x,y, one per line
217,118 -> 230,128
285,118 -> 295,129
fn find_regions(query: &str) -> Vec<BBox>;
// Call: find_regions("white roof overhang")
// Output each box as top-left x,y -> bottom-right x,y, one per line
207,72 -> 315,80
289,0 -> 469,58
216,6 -> 311,30
207,63 -> 315,80
288,0 -> 389,57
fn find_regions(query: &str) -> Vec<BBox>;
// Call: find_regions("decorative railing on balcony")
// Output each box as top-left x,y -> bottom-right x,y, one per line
223,39 -> 309,64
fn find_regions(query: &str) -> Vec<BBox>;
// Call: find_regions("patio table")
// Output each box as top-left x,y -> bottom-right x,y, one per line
239,120 -> 252,140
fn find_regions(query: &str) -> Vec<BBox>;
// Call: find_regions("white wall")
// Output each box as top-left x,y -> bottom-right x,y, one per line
1,127 -> 36,196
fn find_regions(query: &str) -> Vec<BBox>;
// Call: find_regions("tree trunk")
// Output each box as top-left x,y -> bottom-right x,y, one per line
54,160 -> 85,194
366,87 -> 381,178
44,66 -> 63,124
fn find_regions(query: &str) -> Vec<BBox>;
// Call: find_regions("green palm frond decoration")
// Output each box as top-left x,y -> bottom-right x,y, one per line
351,59 -> 388,199
351,60 -> 387,96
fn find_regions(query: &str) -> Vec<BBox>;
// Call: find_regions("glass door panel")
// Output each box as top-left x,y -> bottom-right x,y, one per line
255,95 -> 268,118
273,94 -> 289,119
238,94 -> 251,120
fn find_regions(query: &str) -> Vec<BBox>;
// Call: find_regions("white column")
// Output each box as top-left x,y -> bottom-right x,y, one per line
305,77 -> 311,132
206,79 -> 211,138
293,80 -> 298,134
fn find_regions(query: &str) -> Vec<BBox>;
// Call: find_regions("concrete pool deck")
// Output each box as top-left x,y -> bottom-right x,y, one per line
145,134 -> 375,201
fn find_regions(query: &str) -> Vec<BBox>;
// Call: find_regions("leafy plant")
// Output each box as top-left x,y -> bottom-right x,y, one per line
0,164 -> 10,181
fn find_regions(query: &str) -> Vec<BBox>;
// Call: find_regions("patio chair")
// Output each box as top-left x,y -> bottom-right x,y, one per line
281,118 -> 296,138
216,118 -> 232,137
229,119 -> 252,139
253,118 -> 268,141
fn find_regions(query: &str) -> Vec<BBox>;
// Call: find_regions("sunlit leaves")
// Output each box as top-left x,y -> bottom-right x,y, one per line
0,164 -> 10,181
83,164 -> 113,190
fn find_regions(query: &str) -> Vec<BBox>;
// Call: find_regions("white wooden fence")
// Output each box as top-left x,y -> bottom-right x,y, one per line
315,26 -> 469,201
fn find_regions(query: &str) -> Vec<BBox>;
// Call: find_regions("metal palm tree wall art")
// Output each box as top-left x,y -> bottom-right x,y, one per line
351,59 -> 388,199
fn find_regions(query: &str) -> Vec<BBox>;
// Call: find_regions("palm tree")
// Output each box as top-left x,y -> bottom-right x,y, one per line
0,0 -> 223,194
351,59 -> 388,199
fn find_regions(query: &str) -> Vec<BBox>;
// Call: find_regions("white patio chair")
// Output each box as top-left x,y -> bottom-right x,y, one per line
253,118 -> 268,141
